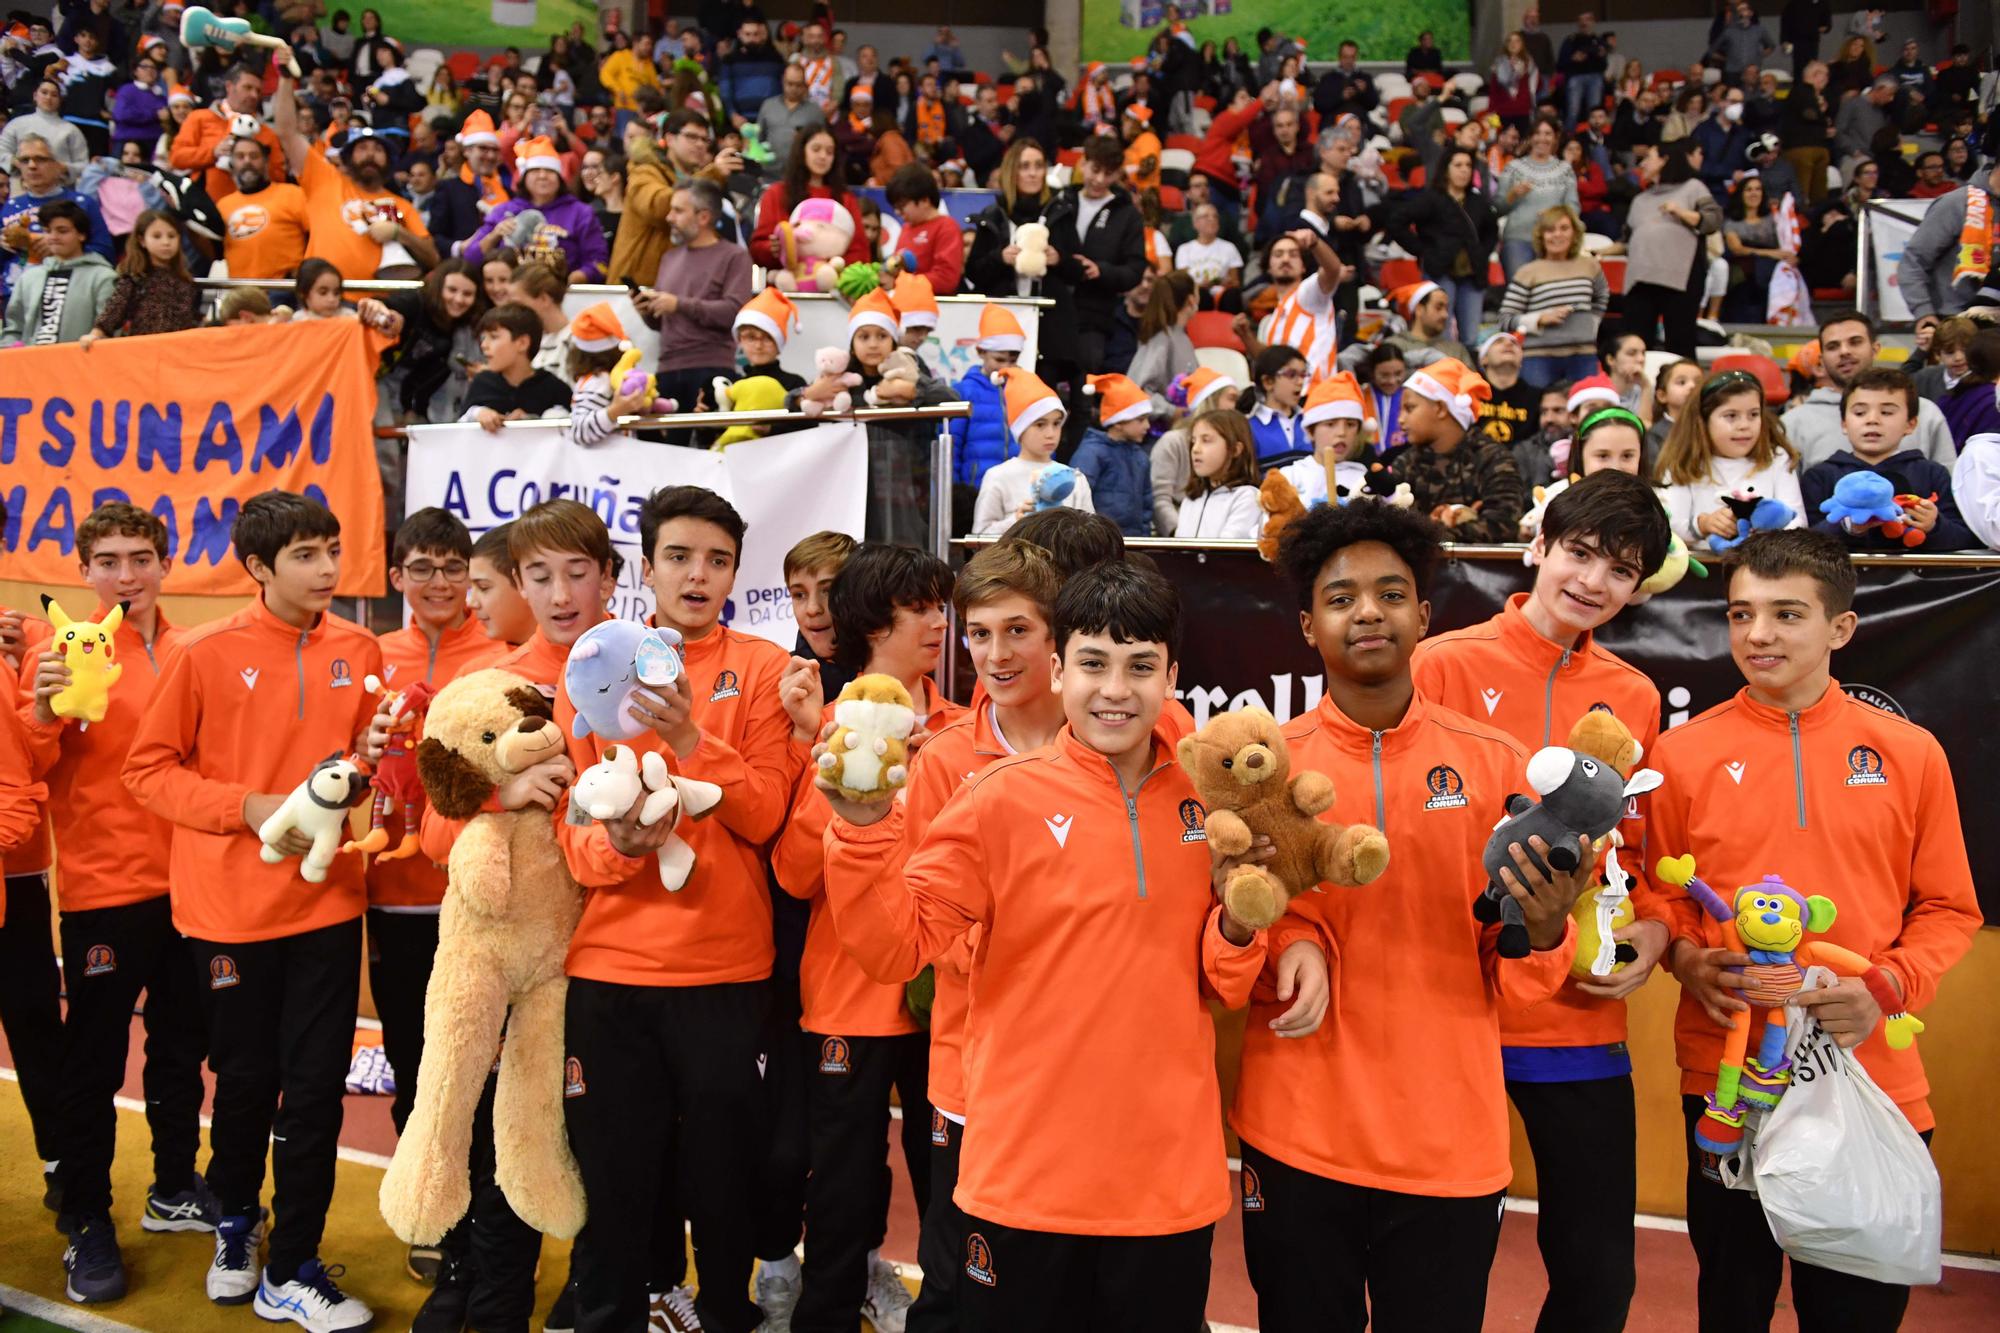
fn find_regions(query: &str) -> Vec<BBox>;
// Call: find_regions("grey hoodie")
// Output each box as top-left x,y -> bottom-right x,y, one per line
1895,177 -> 2000,320
3,251 -> 117,345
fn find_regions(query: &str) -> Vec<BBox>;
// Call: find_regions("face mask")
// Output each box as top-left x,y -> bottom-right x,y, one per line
1723,103 -> 1744,123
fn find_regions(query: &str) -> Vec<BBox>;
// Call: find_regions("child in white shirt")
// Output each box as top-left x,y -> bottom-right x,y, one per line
972,367 -> 1095,535
1655,369 -> 1805,550
1177,407 -> 1264,539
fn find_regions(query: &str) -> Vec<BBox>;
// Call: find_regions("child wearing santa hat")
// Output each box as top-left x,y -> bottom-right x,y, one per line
948,303 -> 1031,491
891,269 -> 942,368
971,367 -> 1094,535
1387,359 -> 1527,541
1071,373 -> 1156,536
1150,367 -> 1242,535
733,287 -> 807,392
1275,371 -> 1378,506
565,303 -> 667,447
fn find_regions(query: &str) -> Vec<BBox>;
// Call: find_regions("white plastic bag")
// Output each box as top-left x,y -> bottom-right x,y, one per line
1751,969 -> 1942,1287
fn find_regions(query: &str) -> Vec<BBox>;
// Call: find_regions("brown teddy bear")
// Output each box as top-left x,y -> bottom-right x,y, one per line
1176,707 -> 1391,928
377,668 -> 588,1246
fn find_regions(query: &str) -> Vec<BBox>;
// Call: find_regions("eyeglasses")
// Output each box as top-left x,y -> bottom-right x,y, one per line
678,129 -> 712,144
403,560 -> 470,583
1274,368 -> 1308,381
15,155 -> 54,166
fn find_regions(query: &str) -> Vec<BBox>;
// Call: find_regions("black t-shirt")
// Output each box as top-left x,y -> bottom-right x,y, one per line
463,368 -> 572,418
1473,378 -> 1543,448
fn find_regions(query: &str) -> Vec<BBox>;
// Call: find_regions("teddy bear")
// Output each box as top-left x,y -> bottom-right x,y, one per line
1256,470 -> 1308,562
1013,220 -> 1051,280
563,618 -> 686,742
343,674 -> 436,861
711,374 -> 791,445
817,674 -> 919,802
865,346 -> 922,407
258,753 -> 372,883
799,347 -> 863,417
1176,708 -> 1391,929
770,196 -> 856,293
39,595 -> 126,725
379,669 -> 588,1246
567,743 -> 722,890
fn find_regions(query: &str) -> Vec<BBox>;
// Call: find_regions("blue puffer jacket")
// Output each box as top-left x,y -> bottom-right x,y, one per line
1071,427 -> 1154,536
948,367 -> 1012,488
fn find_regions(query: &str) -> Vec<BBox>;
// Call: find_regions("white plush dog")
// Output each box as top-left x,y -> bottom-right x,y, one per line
567,744 -> 723,890
258,754 -> 372,883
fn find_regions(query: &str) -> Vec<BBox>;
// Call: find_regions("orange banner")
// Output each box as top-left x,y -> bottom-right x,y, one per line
0,320 -> 388,597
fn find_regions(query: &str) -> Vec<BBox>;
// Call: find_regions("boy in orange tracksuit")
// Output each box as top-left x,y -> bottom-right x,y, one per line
122,491 -> 387,1332
821,560 -> 1286,1331
555,487 -> 803,1333
1235,502 -> 1594,1333
1650,530 -> 1979,1332
771,542 -> 964,1333
1409,470 -> 1673,1332
20,504 -> 206,1305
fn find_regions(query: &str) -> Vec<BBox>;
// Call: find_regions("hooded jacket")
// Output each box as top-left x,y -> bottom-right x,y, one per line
2,250 -> 116,344
947,364 -> 1012,488
1799,448 -> 1979,551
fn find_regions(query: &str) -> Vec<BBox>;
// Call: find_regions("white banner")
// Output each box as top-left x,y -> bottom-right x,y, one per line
403,420 -> 868,649
559,289 -> 1042,385
1863,199 -> 1937,324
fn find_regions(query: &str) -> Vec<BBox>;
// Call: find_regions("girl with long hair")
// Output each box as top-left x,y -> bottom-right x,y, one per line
749,127 -> 870,270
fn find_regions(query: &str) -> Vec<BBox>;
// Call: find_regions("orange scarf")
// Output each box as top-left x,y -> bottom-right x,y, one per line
1953,185 -> 1993,291
914,96 -> 946,146
1080,80 -> 1115,126
459,163 -> 509,211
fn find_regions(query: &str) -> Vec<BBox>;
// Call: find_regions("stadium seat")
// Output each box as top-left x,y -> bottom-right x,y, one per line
1449,72 -> 1484,99
1194,346 -> 1252,387
406,48 -> 444,88
1160,148 -> 1195,177
1375,74 -> 1412,102
1194,94 -> 1217,112
1058,148 -> 1082,168
1712,352 -> 1790,406
1165,134 -> 1202,154
1156,185 -> 1185,212
1441,107 -> 1467,127
1188,310 -> 1244,351
446,51 -> 480,83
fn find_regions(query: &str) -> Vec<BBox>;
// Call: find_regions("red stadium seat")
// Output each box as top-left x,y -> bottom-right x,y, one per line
1194,94 -> 1216,112
1712,353 -> 1791,406
1165,134 -> 1201,153
1378,258 -> 1421,289
1058,148 -> 1082,168
447,51 -> 480,83
1156,185 -> 1185,211
1188,310 -> 1245,351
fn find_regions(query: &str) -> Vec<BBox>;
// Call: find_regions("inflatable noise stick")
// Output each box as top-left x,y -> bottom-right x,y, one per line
179,6 -> 302,78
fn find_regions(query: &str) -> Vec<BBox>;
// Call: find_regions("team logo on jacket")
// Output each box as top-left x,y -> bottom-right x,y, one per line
1240,1164 -> 1265,1212
1179,798 -> 1208,843
819,1036 -> 852,1074
931,1109 -> 950,1146
710,669 -> 741,702
1724,761 -> 1747,785
1423,765 -> 1468,810
1480,688 -> 1503,716
329,658 -> 353,688
1844,745 -> 1888,787
563,1056 -> 586,1098
964,1233 -> 997,1287
209,955 -> 240,989
83,944 -> 116,976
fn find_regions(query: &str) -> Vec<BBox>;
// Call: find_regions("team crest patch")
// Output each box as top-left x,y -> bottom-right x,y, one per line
563,1056 -> 586,1098
1844,745 -> 1888,787
709,669 -> 741,702
209,955 -> 241,989
329,658 -> 354,688
1423,765 -> 1469,810
1179,797 -> 1208,843
83,944 -> 116,976
818,1036 -> 852,1074
1241,1164 -> 1265,1212
931,1109 -> 950,1146
964,1233 -> 997,1287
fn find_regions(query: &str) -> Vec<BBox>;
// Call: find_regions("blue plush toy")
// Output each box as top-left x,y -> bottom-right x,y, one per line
1033,461 -> 1079,510
1707,492 -> 1797,551
564,619 -> 686,741
1818,471 -> 1905,532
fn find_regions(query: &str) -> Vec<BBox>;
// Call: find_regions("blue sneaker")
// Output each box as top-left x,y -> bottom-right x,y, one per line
62,1214 -> 127,1304
253,1258 -> 375,1332
207,1210 -> 263,1305
144,1172 -> 220,1233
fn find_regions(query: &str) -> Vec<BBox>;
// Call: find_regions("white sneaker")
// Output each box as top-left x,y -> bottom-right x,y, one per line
647,1284 -> 702,1333
861,1257 -> 913,1333
754,1260 -> 800,1333
253,1259 -> 374,1331
207,1211 -> 263,1305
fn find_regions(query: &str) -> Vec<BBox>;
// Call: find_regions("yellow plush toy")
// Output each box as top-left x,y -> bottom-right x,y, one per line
816,674 -> 918,803
41,595 -> 126,725
710,374 -> 792,447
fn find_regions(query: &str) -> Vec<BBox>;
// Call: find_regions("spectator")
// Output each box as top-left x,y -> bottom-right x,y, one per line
1364,342 -> 1411,454
1071,373 -> 1155,536
1778,60 -> 1834,203
1612,142 -> 1719,355
1177,407 -> 1263,539
966,138 -> 1081,393
1743,131 -> 1802,206
2,78 -> 89,183
366,257 -> 487,423
1250,101 -> 1314,207
1779,0 -> 1832,81
1956,426 -> 2000,550
79,207 -> 199,343
1386,147 -> 1500,347
507,260 -> 575,381
1,133 -> 112,305
1313,40 -> 1378,122
1896,158 -> 2000,324
1406,31 -> 1445,82
883,164 -> 962,294
609,110 -> 736,287
1174,203 -> 1244,293
719,15 -> 785,126
749,126 -> 869,272
1692,87 -> 1752,200
1782,311 -> 1959,467
288,258 -> 356,321
1396,78 -> 1447,178
1390,359 -> 1524,540
1121,104 -> 1162,194
1826,34 -> 1872,100
463,138 -> 610,282
351,8 -> 401,82
109,58 -> 169,165
1559,135 -> 1613,234
1934,44 -> 1981,119
427,112 -> 511,249
321,9 -> 358,69
633,178 -> 753,430
1558,11 -> 1609,131
170,64 -> 287,204
3,199 -> 115,344
580,147 -> 626,243
1647,358 -> 1706,471
1510,381 -> 1574,494
1127,270 -> 1198,416
1707,2 -> 1774,84
1610,84 -> 1663,160
361,45 -> 426,124
1909,151 -> 1955,200
923,25 -> 967,74
1888,39 -> 1933,105
905,71 -> 960,153
1600,330 -> 1653,417
1471,333 -> 1541,447
276,61 -> 438,282
1150,368 -> 1240,534
1719,175 -> 1787,322
960,83 -> 1015,186
461,301 -> 573,429
1049,135 -> 1148,389
1384,280 -> 1475,369
861,101 -> 915,187
1657,368 -> 1804,547
599,30 -> 661,124
1800,367 -> 1975,549
1938,331 -> 2000,453
758,62 -> 826,168
1250,229 -> 1345,384
1912,317 -> 1979,403
1245,344 -> 1310,460
1518,8 -> 1558,81
426,65 -> 465,119
1834,77 -> 1896,176
1496,120 -> 1577,281
51,25 -> 117,157
1488,33 -> 1542,128
206,135 -> 310,281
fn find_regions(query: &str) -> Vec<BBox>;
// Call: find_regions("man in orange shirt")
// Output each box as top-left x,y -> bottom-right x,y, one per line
168,64 -> 288,203
213,137 -> 311,279
1235,502 -> 1592,1332
122,491 -> 389,1331
20,504 -> 205,1305
1650,530 -> 1979,1332
1409,469 -> 1674,1333
821,561 -> 1282,1330
555,487 -> 803,1333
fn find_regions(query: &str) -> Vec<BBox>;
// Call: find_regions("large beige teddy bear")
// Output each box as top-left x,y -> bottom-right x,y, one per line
378,669 -> 587,1245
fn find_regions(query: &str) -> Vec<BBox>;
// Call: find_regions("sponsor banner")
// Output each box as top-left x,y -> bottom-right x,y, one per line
0,320 -> 390,596
404,420 -> 867,649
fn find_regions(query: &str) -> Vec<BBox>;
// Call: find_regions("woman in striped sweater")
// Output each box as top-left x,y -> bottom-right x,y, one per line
1496,204 -> 1609,390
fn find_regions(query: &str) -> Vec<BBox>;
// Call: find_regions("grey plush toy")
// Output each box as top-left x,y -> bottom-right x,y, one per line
1477,746 -> 1662,958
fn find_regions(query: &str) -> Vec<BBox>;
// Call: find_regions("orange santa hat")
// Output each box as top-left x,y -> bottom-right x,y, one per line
993,366 -> 1064,439
846,287 -> 901,341
514,135 -> 564,177
570,302 -> 628,353
975,302 -> 1026,352
1301,371 -> 1373,430
457,109 -> 500,147
734,287 -> 800,348
892,271 -> 939,332
1083,373 -> 1150,427
1387,280 -> 1442,325
1179,365 -> 1236,412
1405,359 -> 1492,430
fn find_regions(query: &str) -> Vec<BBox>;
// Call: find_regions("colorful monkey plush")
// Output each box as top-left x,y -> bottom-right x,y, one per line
344,676 -> 437,860
40,595 -> 126,725
1655,854 -> 1926,1154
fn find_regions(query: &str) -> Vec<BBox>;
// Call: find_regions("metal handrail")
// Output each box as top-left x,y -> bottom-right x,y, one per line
400,404 -> 971,432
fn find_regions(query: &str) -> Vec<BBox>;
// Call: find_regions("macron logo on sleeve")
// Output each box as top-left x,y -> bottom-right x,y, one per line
1724,761 -> 1746,785
1044,813 -> 1073,848
240,667 -> 260,691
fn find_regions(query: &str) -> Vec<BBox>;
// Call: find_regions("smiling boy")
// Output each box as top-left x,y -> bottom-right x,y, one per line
1800,367 -> 1978,551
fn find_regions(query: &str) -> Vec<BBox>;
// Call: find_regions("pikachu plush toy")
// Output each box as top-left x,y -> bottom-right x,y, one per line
41,596 -> 126,726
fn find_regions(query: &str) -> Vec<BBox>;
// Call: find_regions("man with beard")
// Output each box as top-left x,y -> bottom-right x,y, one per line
635,179 -> 751,438
170,64 -> 287,203
272,54 -> 437,281
214,136 -> 311,279
0,132 -> 112,306
1781,310 -> 1957,467
428,111 -> 513,250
